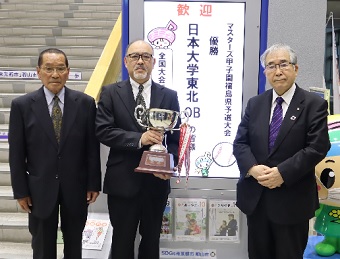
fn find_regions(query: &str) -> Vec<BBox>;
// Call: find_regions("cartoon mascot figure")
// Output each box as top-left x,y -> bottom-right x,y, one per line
315,114 -> 340,256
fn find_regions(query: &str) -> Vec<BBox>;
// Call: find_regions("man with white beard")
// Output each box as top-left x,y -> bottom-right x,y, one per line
95,40 -> 180,259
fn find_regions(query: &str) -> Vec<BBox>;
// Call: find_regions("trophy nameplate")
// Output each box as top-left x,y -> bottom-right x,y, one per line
134,151 -> 175,174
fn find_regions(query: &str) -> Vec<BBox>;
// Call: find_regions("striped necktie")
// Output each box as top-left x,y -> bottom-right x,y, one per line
269,97 -> 284,151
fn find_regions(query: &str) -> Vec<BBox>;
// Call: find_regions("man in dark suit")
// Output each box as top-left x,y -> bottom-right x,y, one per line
9,48 -> 101,259
95,40 -> 180,259
233,43 -> 330,259
226,214 -> 237,236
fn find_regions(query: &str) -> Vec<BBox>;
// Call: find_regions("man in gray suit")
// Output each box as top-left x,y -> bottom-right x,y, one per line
233,43 -> 330,259
9,48 -> 101,259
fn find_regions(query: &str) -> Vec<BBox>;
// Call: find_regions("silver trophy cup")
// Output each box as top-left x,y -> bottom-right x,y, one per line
134,105 -> 187,174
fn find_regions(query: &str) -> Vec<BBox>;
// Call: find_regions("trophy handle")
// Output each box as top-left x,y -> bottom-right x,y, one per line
171,111 -> 189,131
179,110 -> 189,124
134,105 -> 148,128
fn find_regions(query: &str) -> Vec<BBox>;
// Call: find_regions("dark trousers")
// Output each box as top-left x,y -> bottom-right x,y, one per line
29,190 -> 87,259
108,190 -> 168,259
247,197 -> 309,259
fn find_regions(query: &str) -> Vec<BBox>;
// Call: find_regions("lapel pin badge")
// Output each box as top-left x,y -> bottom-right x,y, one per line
290,116 -> 296,120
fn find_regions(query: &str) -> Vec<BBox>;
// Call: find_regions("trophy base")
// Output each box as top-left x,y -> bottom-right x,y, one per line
135,151 -> 175,175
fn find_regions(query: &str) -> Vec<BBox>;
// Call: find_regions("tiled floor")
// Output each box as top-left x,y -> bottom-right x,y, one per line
0,242 -> 64,259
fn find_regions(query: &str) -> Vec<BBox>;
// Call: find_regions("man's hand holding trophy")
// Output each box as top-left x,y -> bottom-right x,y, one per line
134,105 -> 191,180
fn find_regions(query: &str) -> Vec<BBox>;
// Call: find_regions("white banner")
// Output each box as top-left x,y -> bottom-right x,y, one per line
0,70 -> 82,80
144,1 -> 245,178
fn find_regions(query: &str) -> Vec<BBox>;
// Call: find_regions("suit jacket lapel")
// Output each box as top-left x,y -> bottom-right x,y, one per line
31,87 -> 59,150
271,86 -> 305,153
59,87 -> 78,150
150,82 -> 165,108
259,91 -> 273,155
116,80 -> 144,131
116,80 -> 166,131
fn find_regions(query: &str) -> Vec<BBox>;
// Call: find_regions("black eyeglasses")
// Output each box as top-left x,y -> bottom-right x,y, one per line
126,53 -> 153,62
265,62 -> 294,72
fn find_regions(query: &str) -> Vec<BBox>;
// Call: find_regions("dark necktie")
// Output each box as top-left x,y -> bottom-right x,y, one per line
51,95 -> 62,143
269,97 -> 284,151
135,84 -> 147,126
136,84 -> 146,109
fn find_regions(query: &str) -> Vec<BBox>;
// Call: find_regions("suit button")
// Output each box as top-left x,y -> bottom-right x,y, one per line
55,174 -> 59,179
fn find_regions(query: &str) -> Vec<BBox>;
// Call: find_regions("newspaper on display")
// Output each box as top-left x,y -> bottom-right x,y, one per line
161,198 -> 173,240
82,219 -> 110,250
174,198 -> 207,242
208,200 -> 240,242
